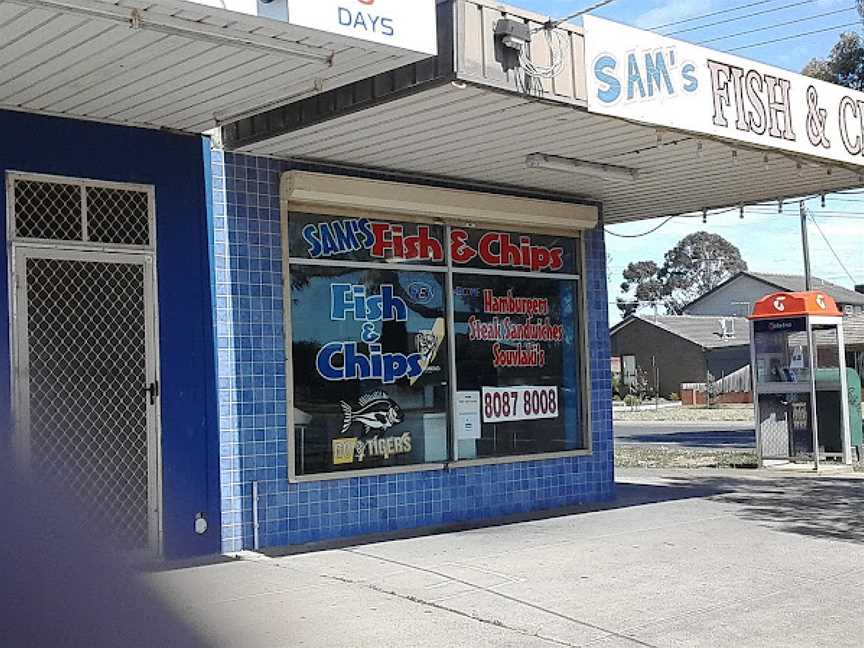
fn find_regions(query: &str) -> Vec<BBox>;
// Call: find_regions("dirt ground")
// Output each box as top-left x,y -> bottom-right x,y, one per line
613,404 -> 754,423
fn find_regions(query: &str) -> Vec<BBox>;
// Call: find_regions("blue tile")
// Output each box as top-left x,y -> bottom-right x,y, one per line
211,150 -> 614,551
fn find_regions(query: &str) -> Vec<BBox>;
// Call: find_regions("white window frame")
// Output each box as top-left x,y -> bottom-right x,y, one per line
282,211 -> 593,483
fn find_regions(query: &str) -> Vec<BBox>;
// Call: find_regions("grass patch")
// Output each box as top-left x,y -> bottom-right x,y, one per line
616,445 -> 758,470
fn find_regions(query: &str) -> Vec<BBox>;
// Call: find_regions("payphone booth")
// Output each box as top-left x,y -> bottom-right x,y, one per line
750,291 -> 853,467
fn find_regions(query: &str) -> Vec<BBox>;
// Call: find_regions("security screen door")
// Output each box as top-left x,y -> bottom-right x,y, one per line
9,174 -> 160,553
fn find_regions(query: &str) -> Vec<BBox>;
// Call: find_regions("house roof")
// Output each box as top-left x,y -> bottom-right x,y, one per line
684,271 -> 864,312
611,315 -> 751,349
843,313 -> 864,349
748,273 -> 864,305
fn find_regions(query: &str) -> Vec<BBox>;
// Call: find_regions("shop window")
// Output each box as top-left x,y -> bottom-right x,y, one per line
288,215 -> 449,477
452,273 -> 584,459
285,213 -> 586,479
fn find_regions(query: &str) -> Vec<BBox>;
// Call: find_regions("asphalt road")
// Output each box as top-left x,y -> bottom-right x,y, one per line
614,421 -> 756,449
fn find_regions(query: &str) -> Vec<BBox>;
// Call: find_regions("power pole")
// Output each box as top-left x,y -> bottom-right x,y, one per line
800,201 -> 812,291
800,200 -> 819,471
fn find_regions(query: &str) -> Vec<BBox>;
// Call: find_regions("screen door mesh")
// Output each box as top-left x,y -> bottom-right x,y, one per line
13,177 -> 151,247
26,257 -> 150,550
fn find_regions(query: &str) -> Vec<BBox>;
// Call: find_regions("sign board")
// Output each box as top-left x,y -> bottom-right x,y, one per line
455,391 -> 482,439
187,0 -> 438,55
289,0 -> 437,55
481,386 -> 559,424
584,16 -> 864,168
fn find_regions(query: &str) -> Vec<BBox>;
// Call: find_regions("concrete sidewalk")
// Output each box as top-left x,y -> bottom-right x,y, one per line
146,469 -> 864,648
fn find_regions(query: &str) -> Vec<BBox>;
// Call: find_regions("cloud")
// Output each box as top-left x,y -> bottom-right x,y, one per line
633,0 -> 715,29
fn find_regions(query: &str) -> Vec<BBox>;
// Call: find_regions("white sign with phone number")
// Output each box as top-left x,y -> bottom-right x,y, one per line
481,386 -> 559,424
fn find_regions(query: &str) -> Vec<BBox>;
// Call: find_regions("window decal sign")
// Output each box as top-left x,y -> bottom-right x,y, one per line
339,390 -> 404,435
450,229 -> 565,273
333,390 -> 414,465
460,288 -> 564,368
302,219 -> 445,263
291,265 -> 449,475
585,15 -> 864,167
481,386 -> 559,424
316,283 -> 442,384
291,217 -> 577,274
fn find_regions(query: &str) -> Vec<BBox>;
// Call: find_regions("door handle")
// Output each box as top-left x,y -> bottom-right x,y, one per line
144,381 -> 159,406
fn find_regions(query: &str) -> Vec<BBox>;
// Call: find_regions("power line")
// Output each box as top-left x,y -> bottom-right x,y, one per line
648,0 -> 789,31
605,215 -> 681,238
808,214 -> 858,283
729,21 -> 862,51
697,6 -> 859,45
667,0 -> 816,36
548,0 -> 618,27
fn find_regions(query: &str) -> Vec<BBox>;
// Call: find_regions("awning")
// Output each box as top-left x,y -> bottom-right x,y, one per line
222,1 -> 864,225
283,170 -> 599,233
0,0 -> 436,132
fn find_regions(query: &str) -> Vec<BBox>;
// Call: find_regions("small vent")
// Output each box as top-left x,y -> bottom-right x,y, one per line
12,176 -> 151,248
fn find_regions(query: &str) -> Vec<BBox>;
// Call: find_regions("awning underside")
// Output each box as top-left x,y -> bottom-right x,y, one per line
0,0 -> 424,133
234,83 -> 864,224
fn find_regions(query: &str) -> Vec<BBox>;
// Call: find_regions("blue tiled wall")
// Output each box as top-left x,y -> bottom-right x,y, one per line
211,150 -> 614,552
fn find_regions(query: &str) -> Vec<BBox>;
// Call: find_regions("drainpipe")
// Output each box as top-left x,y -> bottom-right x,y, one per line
252,481 -> 260,550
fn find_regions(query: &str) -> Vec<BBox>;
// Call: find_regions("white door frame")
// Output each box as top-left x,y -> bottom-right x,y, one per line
7,172 -> 163,554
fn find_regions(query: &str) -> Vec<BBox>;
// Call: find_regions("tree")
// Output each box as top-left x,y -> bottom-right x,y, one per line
618,260 -> 662,318
659,232 -> 749,314
802,3 -> 864,90
617,232 -> 748,317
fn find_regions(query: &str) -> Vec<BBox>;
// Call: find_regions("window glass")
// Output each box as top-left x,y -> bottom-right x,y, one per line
287,213 -> 446,266
754,318 -> 811,384
290,266 -> 449,476
452,273 -> 584,459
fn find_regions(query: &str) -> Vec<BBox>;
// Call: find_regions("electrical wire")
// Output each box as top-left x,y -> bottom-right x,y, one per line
520,28 -> 567,80
729,21 -> 862,51
604,215 -> 678,238
547,0 -> 619,28
523,1 -> 619,80
665,0 -> 816,36
808,214 -> 859,283
648,0 -> 791,30
697,6 -> 859,45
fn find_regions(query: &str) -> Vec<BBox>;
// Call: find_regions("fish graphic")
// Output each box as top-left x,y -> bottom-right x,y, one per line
340,391 -> 404,435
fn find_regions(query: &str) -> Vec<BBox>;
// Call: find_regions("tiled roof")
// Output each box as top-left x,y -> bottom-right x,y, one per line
750,273 -> 864,306
843,312 -> 864,348
614,315 -> 751,349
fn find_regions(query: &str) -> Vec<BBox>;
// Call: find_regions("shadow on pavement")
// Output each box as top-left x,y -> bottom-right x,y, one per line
264,480 -> 732,557
660,473 -> 864,544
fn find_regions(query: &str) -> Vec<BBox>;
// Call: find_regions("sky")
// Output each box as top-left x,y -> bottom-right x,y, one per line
518,0 -> 864,324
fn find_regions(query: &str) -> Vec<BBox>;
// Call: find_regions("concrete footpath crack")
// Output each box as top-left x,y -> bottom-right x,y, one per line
320,572 -> 584,648
340,548 -> 661,648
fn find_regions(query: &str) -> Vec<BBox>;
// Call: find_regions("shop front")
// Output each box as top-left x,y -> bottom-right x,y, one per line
0,0 -> 437,558
214,0 -> 864,552
212,162 -> 612,549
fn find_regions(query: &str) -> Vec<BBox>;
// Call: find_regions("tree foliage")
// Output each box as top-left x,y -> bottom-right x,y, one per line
617,232 -> 748,317
802,4 -> 864,90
